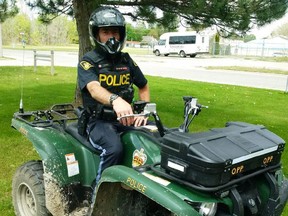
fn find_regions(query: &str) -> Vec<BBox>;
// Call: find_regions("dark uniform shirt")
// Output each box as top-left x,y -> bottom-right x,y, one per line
78,50 -> 148,108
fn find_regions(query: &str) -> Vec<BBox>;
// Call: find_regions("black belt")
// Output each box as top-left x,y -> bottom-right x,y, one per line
88,104 -> 117,121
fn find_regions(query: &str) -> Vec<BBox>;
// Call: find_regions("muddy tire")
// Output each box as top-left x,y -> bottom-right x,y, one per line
12,160 -> 51,216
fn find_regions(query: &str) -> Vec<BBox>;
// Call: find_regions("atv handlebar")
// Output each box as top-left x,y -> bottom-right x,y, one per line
118,103 -> 166,137
117,113 -> 148,121
179,97 -> 208,133
117,103 -> 156,121
118,97 -> 208,135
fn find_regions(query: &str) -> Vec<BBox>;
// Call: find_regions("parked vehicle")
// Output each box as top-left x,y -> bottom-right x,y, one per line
153,31 -> 209,58
11,97 -> 288,216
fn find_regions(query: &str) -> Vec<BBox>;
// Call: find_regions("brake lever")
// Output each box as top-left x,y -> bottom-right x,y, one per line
117,113 -> 149,121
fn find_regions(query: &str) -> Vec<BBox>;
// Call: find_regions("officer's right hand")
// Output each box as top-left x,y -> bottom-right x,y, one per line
112,97 -> 134,126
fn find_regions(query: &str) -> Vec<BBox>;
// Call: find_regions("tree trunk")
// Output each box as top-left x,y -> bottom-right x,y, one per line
72,0 -> 95,106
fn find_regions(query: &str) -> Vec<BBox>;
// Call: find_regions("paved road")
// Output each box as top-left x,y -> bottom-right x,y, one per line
1,49 -> 288,91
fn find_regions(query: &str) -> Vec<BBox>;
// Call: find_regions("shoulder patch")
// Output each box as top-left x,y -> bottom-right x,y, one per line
80,61 -> 94,70
132,60 -> 138,67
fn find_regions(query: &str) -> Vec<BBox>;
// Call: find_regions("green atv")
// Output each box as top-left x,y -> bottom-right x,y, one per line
11,96 -> 288,216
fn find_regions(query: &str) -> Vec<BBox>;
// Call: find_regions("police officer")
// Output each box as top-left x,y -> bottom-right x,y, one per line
77,6 -> 150,182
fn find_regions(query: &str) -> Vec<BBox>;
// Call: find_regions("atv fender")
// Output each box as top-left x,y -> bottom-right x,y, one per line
95,165 -> 200,216
11,118 -> 62,161
121,130 -> 161,167
11,118 -> 98,186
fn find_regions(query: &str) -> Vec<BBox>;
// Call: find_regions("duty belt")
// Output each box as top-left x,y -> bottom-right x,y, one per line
88,104 -> 117,121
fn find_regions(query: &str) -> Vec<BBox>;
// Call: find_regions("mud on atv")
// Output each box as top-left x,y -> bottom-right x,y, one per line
11,97 -> 288,216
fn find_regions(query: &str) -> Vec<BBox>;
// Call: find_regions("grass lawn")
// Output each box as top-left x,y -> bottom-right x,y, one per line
1,66 -> 287,215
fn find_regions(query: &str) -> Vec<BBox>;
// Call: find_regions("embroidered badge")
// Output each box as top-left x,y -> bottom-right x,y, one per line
80,61 -> 93,70
132,60 -> 138,67
132,148 -> 147,167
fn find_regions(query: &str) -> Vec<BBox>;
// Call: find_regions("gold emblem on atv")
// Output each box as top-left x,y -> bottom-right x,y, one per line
263,155 -> 273,165
132,148 -> 147,167
231,165 -> 244,175
19,127 -> 28,136
80,61 -> 93,70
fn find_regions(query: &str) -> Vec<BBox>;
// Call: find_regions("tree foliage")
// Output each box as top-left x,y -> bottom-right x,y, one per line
24,0 -> 288,58
23,0 -> 288,104
243,34 -> 256,43
126,23 -> 150,41
2,13 -> 31,44
0,0 -> 19,23
2,14 -> 77,46
2,13 -> 156,46
0,0 -> 19,57
272,21 -> 288,37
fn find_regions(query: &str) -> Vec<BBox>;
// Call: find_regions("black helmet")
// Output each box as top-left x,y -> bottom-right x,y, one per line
89,7 -> 126,55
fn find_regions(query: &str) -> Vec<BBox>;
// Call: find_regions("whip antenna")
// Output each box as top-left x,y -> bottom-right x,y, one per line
19,32 -> 25,113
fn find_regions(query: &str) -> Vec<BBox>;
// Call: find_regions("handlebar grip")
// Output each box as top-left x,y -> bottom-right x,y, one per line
117,113 -> 148,121
197,104 -> 209,109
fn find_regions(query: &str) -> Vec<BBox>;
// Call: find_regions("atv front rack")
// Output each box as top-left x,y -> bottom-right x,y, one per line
13,104 -> 78,127
149,162 -> 287,215
150,162 -> 282,193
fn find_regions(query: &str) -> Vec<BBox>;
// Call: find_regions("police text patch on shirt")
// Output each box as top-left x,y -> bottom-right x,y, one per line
80,61 -> 94,70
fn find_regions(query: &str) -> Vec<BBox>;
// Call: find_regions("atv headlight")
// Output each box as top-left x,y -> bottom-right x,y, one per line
199,202 -> 217,216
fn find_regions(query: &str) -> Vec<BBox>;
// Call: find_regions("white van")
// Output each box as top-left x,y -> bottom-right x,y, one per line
153,31 -> 209,57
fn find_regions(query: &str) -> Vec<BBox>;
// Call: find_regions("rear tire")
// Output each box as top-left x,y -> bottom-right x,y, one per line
179,50 -> 186,58
12,160 -> 51,216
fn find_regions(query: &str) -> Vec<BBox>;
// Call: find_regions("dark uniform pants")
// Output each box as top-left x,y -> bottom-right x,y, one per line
87,119 -> 133,183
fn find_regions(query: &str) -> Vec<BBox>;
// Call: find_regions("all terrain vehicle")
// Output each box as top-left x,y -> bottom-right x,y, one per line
11,96 -> 288,216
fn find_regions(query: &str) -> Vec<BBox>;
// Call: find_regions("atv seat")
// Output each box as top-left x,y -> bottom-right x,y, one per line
65,122 -> 101,154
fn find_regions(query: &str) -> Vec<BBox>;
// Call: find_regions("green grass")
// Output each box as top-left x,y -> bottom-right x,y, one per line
244,55 -> 288,63
210,54 -> 288,63
0,66 -> 76,215
1,66 -> 287,215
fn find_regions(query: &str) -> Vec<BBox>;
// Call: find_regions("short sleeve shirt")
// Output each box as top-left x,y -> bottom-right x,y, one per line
77,50 -> 148,107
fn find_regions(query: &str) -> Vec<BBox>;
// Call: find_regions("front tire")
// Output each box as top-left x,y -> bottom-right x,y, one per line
12,160 -> 51,216
154,50 -> 160,56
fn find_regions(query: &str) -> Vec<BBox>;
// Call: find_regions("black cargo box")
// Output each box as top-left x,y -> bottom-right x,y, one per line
160,122 -> 285,187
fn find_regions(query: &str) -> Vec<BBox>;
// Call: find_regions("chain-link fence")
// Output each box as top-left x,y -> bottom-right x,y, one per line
211,42 -> 288,57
